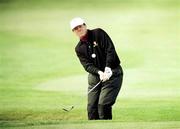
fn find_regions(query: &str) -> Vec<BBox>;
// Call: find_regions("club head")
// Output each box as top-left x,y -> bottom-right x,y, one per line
62,106 -> 74,112
62,108 -> 69,112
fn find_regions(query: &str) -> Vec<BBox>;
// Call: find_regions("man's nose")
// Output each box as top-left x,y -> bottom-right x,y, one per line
77,26 -> 81,31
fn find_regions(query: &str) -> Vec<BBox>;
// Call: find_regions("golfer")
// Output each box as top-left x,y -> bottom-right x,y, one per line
70,17 -> 123,120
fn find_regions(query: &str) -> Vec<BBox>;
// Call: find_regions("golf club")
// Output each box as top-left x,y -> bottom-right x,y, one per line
62,106 -> 74,112
88,80 -> 102,94
62,80 -> 102,112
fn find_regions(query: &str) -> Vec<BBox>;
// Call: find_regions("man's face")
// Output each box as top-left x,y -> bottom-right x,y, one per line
73,24 -> 87,38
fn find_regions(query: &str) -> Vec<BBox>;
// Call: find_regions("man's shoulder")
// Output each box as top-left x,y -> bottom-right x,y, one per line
75,41 -> 84,53
90,28 -> 106,37
75,41 -> 81,51
91,28 -> 104,33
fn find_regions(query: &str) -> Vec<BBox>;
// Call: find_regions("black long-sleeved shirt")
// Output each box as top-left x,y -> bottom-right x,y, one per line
75,28 -> 121,75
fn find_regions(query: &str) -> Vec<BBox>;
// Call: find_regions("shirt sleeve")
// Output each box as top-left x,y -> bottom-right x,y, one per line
75,48 -> 100,75
100,29 -> 117,68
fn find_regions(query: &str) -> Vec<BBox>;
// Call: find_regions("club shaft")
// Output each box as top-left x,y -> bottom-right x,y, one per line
88,80 -> 102,94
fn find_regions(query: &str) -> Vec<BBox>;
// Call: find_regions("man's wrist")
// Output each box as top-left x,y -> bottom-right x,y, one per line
98,71 -> 103,75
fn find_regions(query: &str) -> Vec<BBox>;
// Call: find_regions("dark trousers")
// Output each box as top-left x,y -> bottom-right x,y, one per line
87,66 -> 123,120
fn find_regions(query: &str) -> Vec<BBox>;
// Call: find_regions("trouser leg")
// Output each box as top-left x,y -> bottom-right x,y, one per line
87,74 -> 101,120
98,104 -> 112,119
87,66 -> 123,120
87,90 -> 100,120
98,72 -> 123,120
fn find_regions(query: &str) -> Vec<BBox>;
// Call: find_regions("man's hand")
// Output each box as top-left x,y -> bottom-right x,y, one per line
98,71 -> 104,81
98,67 -> 112,82
104,67 -> 112,81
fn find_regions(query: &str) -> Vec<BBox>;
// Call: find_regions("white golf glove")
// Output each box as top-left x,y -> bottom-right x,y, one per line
104,67 -> 112,81
98,67 -> 113,82
98,71 -> 104,81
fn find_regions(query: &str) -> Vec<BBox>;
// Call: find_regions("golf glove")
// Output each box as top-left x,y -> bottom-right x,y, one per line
104,67 -> 112,80
98,67 -> 112,82
98,71 -> 104,81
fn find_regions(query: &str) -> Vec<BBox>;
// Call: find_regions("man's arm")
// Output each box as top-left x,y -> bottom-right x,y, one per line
75,48 -> 100,75
100,29 -> 118,68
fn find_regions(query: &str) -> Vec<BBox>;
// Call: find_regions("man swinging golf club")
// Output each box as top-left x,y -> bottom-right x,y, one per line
70,17 -> 123,120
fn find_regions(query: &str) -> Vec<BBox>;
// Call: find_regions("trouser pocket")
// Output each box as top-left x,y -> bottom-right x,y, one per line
88,73 -> 100,87
111,65 -> 123,77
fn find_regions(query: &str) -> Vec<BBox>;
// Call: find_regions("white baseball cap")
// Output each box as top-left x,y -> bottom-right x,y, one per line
70,17 -> 85,30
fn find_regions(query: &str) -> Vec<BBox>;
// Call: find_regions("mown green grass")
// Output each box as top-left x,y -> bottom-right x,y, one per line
1,121 -> 180,129
0,0 -> 179,128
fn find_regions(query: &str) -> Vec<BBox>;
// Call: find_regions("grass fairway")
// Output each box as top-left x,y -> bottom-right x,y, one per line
0,0 -> 180,128
1,122 -> 180,129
